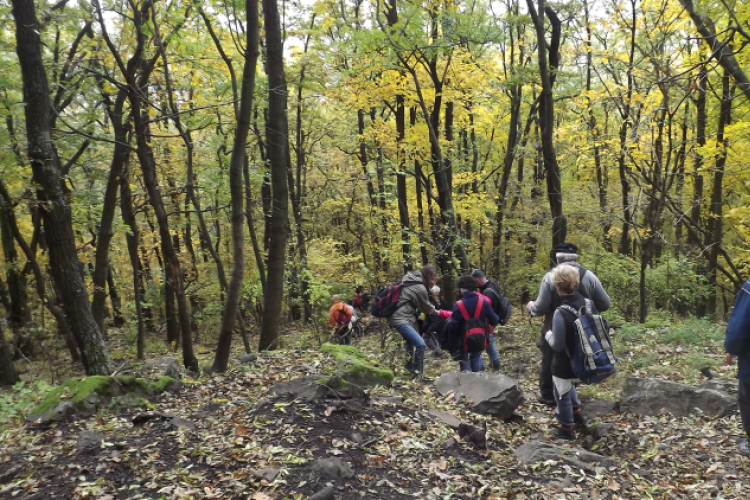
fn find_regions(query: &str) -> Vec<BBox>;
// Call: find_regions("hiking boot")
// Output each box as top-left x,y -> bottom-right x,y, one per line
552,427 -> 576,441
739,440 -> 750,458
536,392 -> 556,406
413,349 -> 425,380
573,412 -> 588,429
491,360 -> 501,372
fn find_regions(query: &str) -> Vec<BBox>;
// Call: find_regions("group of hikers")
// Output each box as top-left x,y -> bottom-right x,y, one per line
328,241 -> 750,454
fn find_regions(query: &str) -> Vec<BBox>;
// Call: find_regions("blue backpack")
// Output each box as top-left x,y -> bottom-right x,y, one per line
558,299 -> 617,384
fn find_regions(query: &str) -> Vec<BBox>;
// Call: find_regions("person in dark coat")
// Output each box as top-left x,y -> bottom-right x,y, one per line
545,264 -> 592,440
725,274 -> 750,457
527,242 -> 611,406
449,275 -> 500,372
471,269 -> 504,371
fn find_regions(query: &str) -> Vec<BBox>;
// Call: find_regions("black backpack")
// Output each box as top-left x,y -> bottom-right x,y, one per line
558,299 -> 617,384
370,281 -> 421,318
456,297 -> 490,353
482,281 -> 512,326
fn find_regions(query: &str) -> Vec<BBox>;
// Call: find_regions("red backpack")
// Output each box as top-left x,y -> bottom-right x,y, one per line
456,296 -> 489,353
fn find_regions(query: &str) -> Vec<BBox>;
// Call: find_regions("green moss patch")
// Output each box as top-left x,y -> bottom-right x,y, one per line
321,343 -> 394,387
30,375 -> 177,419
321,343 -> 369,362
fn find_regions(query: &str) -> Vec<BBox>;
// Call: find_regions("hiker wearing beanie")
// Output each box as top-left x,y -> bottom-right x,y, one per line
526,242 -> 611,406
449,275 -> 500,372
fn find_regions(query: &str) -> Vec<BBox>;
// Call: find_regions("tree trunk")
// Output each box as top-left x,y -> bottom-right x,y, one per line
617,0 -> 638,256
258,0 -> 290,351
212,0 -> 259,372
411,108 -> 430,266
527,0 -> 566,259
704,72 -> 732,319
11,0 -> 111,375
120,157 -> 146,360
91,94 -> 129,334
0,321 -> 19,386
387,0 -> 412,273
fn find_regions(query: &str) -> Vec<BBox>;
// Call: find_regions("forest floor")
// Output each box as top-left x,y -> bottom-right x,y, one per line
0,314 -> 748,499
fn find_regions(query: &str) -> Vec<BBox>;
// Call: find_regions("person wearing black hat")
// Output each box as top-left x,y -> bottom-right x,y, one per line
525,242 -> 611,406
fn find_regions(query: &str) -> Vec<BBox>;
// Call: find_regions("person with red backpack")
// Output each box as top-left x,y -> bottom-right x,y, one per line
449,276 -> 500,372
329,294 -> 357,345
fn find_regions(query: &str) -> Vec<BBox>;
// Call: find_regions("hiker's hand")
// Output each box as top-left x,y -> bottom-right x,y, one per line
725,353 -> 734,365
526,301 -> 535,312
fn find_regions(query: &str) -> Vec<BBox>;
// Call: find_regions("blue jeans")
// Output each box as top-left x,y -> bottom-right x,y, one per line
553,380 -> 581,428
486,334 -> 500,364
394,323 -> 426,366
459,351 -> 484,372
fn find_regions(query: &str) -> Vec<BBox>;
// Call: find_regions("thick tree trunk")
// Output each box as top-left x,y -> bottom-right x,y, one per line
212,0 -> 259,372
258,0 -> 290,351
11,0 -> 111,375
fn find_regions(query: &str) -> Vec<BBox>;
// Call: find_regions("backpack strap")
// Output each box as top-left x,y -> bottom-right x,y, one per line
473,295 -> 484,318
558,304 -> 579,317
583,298 -> 592,315
574,320 -> 598,372
456,300 -> 470,320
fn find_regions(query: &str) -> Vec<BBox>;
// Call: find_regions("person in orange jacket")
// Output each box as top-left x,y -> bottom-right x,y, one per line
329,294 -> 357,345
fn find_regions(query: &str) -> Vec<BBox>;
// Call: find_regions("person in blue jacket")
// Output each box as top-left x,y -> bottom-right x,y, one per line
725,275 -> 750,458
449,275 -> 500,372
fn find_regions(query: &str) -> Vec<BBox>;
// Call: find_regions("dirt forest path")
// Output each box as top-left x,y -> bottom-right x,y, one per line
0,317 -> 748,499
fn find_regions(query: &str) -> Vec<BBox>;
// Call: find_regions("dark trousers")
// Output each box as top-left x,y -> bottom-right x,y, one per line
740,380 -> 750,438
539,336 -> 555,400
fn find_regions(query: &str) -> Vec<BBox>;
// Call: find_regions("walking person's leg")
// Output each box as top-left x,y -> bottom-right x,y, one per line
470,351 -> 484,372
395,324 -> 426,379
552,377 -> 576,440
738,380 -> 750,456
538,335 -> 556,405
486,334 -> 501,371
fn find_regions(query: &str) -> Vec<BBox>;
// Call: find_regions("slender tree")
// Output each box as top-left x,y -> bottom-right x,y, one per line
212,0 -> 259,371
258,0 -> 290,351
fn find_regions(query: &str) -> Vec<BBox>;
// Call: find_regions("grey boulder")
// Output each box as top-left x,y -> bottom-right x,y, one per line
435,372 -> 523,420
515,441 -> 611,470
620,377 -> 736,417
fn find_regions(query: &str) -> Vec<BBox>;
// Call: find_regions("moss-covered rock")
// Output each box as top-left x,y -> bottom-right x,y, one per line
29,375 -> 179,423
321,343 -> 393,388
